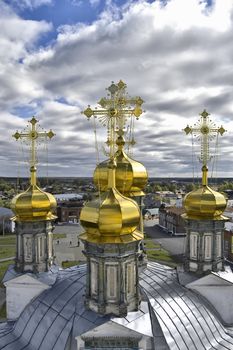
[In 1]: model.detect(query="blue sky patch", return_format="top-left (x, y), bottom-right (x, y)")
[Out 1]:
top-left (11, 105), bottom-right (39, 119)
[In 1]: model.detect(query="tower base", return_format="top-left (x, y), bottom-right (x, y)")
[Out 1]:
top-left (82, 239), bottom-right (141, 317)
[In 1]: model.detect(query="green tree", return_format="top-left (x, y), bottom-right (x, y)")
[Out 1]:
top-left (185, 183), bottom-right (197, 192)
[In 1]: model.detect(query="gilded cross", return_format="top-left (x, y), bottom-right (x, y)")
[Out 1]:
top-left (184, 109), bottom-right (226, 167)
top-left (184, 110), bottom-right (226, 185)
top-left (13, 116), bottom-right (55, 186)
top-left (82, 80), bottom-right (144, 158)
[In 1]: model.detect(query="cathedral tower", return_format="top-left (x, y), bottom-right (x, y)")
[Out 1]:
top-left (80, 81), bottom-right (146, 316)
top-left (182, 110), bottom-right (228, 274)
top-left (11, 117), bottom-right (57, 273)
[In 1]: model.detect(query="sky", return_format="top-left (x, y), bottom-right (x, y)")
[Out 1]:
top-left (0, 0), bottom-right (233, 178)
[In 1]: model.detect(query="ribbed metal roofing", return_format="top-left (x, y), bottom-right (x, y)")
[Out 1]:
top-left (0, 262), bottom-right (233, 349)
top-left (140, 262), bottom-right (233, 350)
top-left (0, 265), bottom-right (151, 350)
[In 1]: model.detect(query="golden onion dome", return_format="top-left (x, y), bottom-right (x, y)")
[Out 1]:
top-left (94, 136), bottom-right (148, 196)
top-left (11, 167), bottom-right (57, 222)
top-left (80, 160), bottom-right (143, 244)
top-left (183, 166), bottom-right (227, 220)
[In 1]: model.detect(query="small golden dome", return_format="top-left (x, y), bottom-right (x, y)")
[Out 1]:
top-left (183, 167), bottom-right (227, 220)
top-left (11, 184), bottom-right (57, 222)
top-left (94, 136), bottom-right (148, 197)
top-left (183, 186), bottom-right (227, 220)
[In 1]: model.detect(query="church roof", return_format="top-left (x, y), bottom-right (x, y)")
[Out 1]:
top-left (0, 264), bottom-right (151, 350)
top-left (0, 207), bottom-right (13, 217)
top-left (2, 264), bottom-right (59, 286)
top-left (0, 262), bottom-right (233, 350)
top-left (140, 263), bottom-right (233, 350)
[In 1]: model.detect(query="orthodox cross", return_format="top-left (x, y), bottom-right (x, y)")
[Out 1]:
top-left (184, 109), bottom-right (226, 185)
top-left (13, 116), bottom-right (55, 186)
top-left (184, 109), bottom-right (226, 166)
top-left (82, 80), bottom-right (144, 158)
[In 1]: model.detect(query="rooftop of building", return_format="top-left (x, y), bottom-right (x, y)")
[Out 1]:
top-left (54, 193), bottom-right (84, 202)
top-left (160, 206), bottom-right (186, 215)
top-left (0, 207), bottom-right (13, 217)
top-left (1, 262), bottom-right (233, 350)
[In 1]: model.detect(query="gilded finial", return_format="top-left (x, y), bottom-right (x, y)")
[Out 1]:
top-left (183, 110), bottom-right (226, 186)
top-left (82, 80), bottom-right (144, 159)
top-left (200, 109), bottom-right (209, 118)
top-left (13, 116), bottom-right (55, 187)
top-left (82, 81), bottom-right (145, 192)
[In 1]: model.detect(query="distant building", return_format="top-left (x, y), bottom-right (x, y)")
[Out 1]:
top-left (143, 193), bottom-right (161, 208)
top-left (144, 208), bottom-right (159, 227)
top-left (55, 193), bottom-right (84, 223)
top-left (224, 228), bottom-right (233, 262)
top-left (144, 208), bottom-right (159, 220)
top-left (224, 207), bottom-right (233, 220)
top-left (144, 191), bottom-right (180, 208)
top-left (222, 209), bottom-right (233, 263)
top-left (155, 191), bottom-right (178, 206)
top-left (159, 205), bottom-right (185, 235)
top-left (224, 221), bottom-right (233, 263)
top-left (54, 193), bottom-right (84, 202)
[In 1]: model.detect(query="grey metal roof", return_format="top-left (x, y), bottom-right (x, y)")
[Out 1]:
top-left (2, 264), bottom-right (59, 285)
top-left (140, 262), bottom-right (233, 350)
top-left (145, 208), bottom-right (159, 215)
top-left (0, 208), bottom-right (13, 217)
top-left (0, 262), bottom-right (233, 350)
top-left (0, 265), bottom-right (109, 350)
top-left (0, 264), bottom-right (151, 350)
top-left (111, 300), bottom-right (152, 337)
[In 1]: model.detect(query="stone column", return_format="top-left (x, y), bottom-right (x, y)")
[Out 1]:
top-left (98, 257), bottom-right (105, 314)
top-left (197, 232), bottom-right (203, 274)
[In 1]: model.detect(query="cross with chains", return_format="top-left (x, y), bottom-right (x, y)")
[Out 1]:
top-left (13, 116), bottom-right (55, 185)
top-left (82, 80), bottom-right (144, 158)
top-left (183, 109), bottom-right (226, 166)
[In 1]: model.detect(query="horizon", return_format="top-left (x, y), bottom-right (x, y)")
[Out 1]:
top-left (0, 0), bottom-right (233, 178)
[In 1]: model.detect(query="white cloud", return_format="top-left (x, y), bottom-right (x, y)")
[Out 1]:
top-left (89, 0), bottom-right (101, 6)
top-left (9, 0), bottom-right (53, 10)
top-left (149, 0), bottom-right (233, 32)
top-left (0, 2), bottom-right (52, 109)
top-left (1, 0), bottom-right (233, 177)
top-left (69, 0), bottom-right (101, 7)
top-left (70, 0), bottom-right (83, 6)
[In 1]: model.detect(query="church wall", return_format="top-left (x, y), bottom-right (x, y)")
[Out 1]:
top-left (15, 220), bottom-right (55, 273)
top-left (4, 276), bottom-right (50, 320)
top-left (184, 219), bottom-right (225, 273)
top-left (76, 324), bottom-right (154, 350)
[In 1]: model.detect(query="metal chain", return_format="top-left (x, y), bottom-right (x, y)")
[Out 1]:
top-left (93, 117), bottom-right (101, 200)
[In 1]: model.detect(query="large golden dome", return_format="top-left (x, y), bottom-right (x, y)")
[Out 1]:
top-left (183, 167), bottom-right (227, 220)
top-left (11, 182), bottom-right (57, 222)
top-left (94, 136), bottom-right (148, 197)
top-left (80, 161), bottom-right (143, 244)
